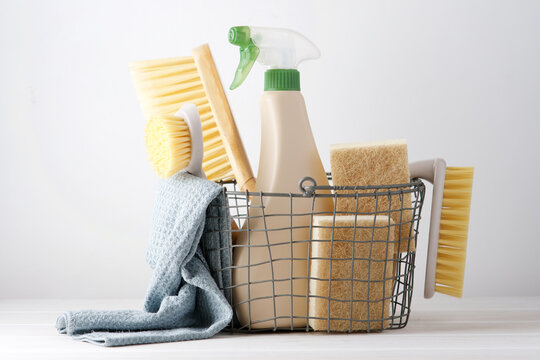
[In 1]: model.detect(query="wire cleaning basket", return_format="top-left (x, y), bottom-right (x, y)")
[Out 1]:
top-left (203, 174), bottom-right (425, 333)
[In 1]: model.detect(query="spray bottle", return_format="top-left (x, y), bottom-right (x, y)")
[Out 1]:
top-left (229, 26), bottom-right (332, 329)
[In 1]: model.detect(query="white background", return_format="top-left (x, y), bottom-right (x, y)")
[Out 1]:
top-left (1, 0), bottom-right (539, 300)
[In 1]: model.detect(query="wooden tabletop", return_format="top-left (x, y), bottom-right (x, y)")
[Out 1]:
top-left (1, 296), bottom-right (539, 359)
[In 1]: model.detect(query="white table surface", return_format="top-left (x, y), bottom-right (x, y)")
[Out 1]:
top-left (1, 296), bottom-right (539, 360)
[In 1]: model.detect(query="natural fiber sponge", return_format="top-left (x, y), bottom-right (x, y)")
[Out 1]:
top-left (330, 139), bottom-right (414, 252)
top-left (309, 215), bottom-right (396, 332)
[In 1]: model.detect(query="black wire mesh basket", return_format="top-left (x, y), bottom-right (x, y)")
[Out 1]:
top-left (203, 174), bottom-right (425, 333)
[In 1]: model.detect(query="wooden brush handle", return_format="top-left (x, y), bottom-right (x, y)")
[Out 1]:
top-left (192, 44), bottom-right (256, 192)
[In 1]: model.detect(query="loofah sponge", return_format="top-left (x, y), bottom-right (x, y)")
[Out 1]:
top-left (309, 215), bottom-right (396, 332)
top-left (330, 139), bottom-right (414, 252)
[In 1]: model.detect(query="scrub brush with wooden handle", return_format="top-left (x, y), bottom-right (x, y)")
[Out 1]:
top-left (410, 159), bottom-right (474, 298)
top-left (129, 44), bottom-right (255, 191)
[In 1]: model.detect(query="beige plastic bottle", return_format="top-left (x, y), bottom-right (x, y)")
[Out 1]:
top-left (229, 26), bottom-right (332, 329)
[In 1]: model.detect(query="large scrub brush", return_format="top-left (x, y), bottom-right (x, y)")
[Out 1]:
top-left (410, 159), bottom-right (474, 298)
top-left (130, 44), bottom-right (255, 191)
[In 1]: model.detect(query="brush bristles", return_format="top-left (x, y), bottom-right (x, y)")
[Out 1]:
top-left (435, 167), bottom-right (474, 297)
top-left (130, 57), bottom-right (234, 181)
top-left (145, 115), bottom-right (191, 179)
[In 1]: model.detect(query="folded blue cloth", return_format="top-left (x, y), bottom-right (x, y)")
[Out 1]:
top-left (56, 172), bottom-right (233, 346)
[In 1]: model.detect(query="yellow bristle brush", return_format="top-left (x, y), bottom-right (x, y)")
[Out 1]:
top-left (145, 115), bottom-right (191, 178)
top-left (129, 44), bottom-right (255, 191)
top-left (410, 159), bottom-right (474, 298)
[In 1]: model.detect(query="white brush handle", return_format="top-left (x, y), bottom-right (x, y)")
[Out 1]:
top-left (409, 158), bottom-right (446, 299)
top-left (175, 104), bottom-right (206, 179)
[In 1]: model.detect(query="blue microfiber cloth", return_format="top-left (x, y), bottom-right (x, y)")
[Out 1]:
top-left (56, 172), bottom-right (233, 346)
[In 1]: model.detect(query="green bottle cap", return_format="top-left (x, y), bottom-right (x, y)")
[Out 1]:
top-left (264, 69), bottom-right (300, 91)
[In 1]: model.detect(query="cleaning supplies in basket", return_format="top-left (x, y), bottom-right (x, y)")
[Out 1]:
top-left (221, 174), bottom-right (425, 331)
top-left (228, 26), bottom-right (333, 329)
top-left (330, 139), bottom-right (414, 252)
top-left (309, 215), bottom-right (396, 332)
top-left (56, 172), bottom-right (232, 346)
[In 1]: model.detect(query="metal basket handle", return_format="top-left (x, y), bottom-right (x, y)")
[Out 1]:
top-left (298, 177), bottom-right (317, 197)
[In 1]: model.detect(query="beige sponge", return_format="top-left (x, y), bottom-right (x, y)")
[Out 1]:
top-left (309, 215), bottom-right (396, 332)
top-left (330, 139), bottom-right (414, 252)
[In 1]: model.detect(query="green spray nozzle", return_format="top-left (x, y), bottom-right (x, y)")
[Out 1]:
top-left (229, 27), bottom-right (260, 90)
top-left (228, 26), bottom-right (321, 91)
